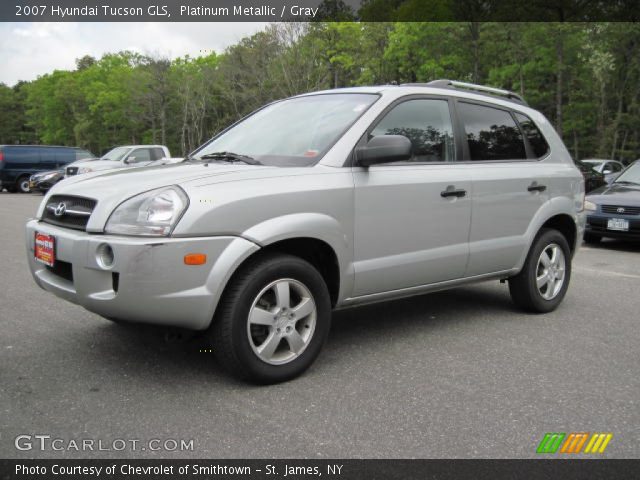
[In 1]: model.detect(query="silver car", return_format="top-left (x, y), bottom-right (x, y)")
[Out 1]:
top-left (26, 81), bottom-right (586, 383)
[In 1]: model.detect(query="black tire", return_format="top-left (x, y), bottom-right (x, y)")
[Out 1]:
top-left (210, 253), bottom-right (331, 384)
top-left (17, 176), bottom-right (31, 193)
top-left (508, 228), bottom-right (572, 313)
top-left (583, 233), bottom-right (601, 244)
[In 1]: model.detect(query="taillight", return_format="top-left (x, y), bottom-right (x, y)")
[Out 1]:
top-left (0, 151), bottom-right (4, 162)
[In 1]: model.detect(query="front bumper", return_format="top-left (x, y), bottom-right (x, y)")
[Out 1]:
top-left (26, 220), bottom-right (259, 329)
top-left (585, 213), bottom-right (640, 240)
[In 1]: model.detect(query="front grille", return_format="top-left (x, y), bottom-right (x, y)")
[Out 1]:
top-left (601, 205), bottom-right (640, 216)
top-left (66, 166), bottom-right (79, 176)
top-left (42, 195), bottom-right (96, 230)
top-left (46, 260), bottom-right (73, 282)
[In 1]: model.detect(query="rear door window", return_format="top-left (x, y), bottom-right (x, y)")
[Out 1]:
top-left (150, 148), bottom-right (165, 160)
top-left (458, 102), bottom-right (527, 161)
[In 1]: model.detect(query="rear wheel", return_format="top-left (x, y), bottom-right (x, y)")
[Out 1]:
top-left (210, 254), bottom-right (331, 384)
top-left (17, 176), bottom-right (31, 193)
top-left (509, 229), bottom-right (571, 313)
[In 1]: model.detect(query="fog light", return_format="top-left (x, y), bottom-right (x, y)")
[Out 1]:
top-left (96, 243), bottom-right (114, 269)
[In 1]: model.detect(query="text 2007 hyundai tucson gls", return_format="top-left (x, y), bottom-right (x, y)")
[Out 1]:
top-left (26, 80), bottom-right (586, 383)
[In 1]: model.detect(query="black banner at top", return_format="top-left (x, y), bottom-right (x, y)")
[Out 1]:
top-left (3, 0), bottom-right (640, 22)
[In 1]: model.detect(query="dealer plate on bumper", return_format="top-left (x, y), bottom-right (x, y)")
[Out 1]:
top-left (607, 218), bottom-right (629, 231)
top-left (34, 232), bottom-right (55, 266)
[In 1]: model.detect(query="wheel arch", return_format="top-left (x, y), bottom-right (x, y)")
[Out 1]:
top-left (539, 214), bottom-right (577, 256)
top-left (205, 214), bottom-right (352, 329)
top-left (515, 198), bottom-right (581, 273)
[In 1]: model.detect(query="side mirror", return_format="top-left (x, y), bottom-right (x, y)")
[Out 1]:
top-left (124, 156), bottom-right (135, 164)
top-left (355, 135), bottom-right (412, 167)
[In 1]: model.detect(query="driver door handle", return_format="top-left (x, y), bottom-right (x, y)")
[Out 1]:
top-left (528, 182), bottom-right (547, 192)
top-left (441, 186), bottom-right (467, 198)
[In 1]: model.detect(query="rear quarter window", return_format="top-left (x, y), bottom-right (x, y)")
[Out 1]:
top-left (514, 112), bottom-right (550, 158)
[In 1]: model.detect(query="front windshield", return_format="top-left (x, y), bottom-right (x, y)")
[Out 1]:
top-left (100, 146), bottom-right (130, 162)
top-left (194, 93), bottom-right (378, 166)
top-left (614, 162), bottom-right (640, 184)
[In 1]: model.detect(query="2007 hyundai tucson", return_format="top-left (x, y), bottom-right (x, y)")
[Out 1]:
top-left (26, 81), bottom-right (586, 383)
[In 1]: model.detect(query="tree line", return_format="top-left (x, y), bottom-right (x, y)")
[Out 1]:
top-left (0, 21), bottom-right (639, 162)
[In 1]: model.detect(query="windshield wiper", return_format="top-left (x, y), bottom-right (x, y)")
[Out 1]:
top-left (614, 180), bottom-right (640, 186)
top-left (198, 151), bottom-right (262, 165)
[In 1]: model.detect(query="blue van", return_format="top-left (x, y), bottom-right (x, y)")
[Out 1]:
top-left (0, 145), bottom-right (94, 193)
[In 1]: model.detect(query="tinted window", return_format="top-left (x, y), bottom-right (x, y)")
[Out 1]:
top-left (150, 148), bottom-right (165, 160)
top-left (459, 103), bottom-right (526, 161)
top-left (608, 162), bottom-right (622, 173)
top-left (514, 112), bottom-right (550, 158)
top-left (5, 147), bottom-right (41, 163)
top-left (75, 149), bottom-right (93, 161)
top-left (128, 149), bottom-right (152, 163)
top-left (54, 148), bottom-right (75, 165)
top-left (370, 99), bottom-right (454, 162)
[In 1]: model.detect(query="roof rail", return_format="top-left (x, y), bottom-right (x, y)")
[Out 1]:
top-left (402, 80), bottom-right (528, 106)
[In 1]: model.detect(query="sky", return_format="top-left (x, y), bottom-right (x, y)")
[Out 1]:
top-left (0, 22), bottom-right (267, 86)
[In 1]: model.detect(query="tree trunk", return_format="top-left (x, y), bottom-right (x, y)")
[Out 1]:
top-left (469, 22), bottom-right (480, 83)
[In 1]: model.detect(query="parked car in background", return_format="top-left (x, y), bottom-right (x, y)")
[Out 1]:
top-left (576, 160), bottom-right (607, 193)
top-left (584, 160), bottom-right (640, 243)
top-left (26, 81), bottom-right (585, 383)
top-left (65, 145), bottom-right (172, 177)
top-left (0, 145), bottom-right (94, 193)
top-left (581, 159), bottom-right (625, 184)
top-left (29, 170), bottom-right (64, 193)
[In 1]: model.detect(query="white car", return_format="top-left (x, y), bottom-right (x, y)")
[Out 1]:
top-left (581, 159), bottom-right (625, 183)
top-left (65, 145), bottom-right (173, 177)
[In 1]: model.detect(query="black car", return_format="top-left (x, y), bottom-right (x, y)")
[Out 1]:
top-left (0, 145), bottom-right (93, 193)
top-left (584, 161), bottom-right (640, 242)
top-left (576, 160), bottom-right (607, 193)
top-left (28, 169), bottom-right (64, 193)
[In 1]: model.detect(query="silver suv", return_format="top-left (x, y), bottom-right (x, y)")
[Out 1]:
top-left (26, 81), bottom-right (586, 383)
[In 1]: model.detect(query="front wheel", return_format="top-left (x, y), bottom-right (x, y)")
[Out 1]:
top-left (508, 229), bottom-right (572, 313)
top-left (210, 254), bottom-right (331, 384)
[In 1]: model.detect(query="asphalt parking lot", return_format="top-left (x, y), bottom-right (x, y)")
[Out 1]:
top-left (1, 192), bottom-right (638, 459)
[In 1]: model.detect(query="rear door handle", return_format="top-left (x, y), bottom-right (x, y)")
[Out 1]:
top-left (528, 182), bottom-right (547, 192)
top-left (441, 186), bottom-right (467, 198)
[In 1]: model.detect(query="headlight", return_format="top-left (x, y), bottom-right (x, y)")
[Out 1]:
top-left (79, 167), bottom-right (93, 174)
top-left (105, 186), bottom-right (189, 236)
top-left (584, 200), bottom-right (597, 211)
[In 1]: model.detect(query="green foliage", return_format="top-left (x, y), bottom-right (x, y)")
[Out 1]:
top-left (1, 22), bottom-right (639, 161)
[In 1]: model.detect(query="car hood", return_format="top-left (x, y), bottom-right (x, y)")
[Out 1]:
top-left (70, 159), bottom-right (128, 171)
top-left (38, 162), bottom-right (284, 228)
top-left (587, 182), bottom-right (640, 206)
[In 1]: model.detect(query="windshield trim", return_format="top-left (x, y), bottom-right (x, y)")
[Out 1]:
top-left (190, 92), bottom-right (381, 167)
